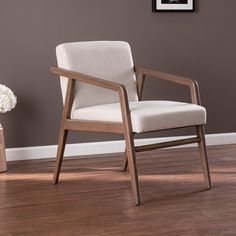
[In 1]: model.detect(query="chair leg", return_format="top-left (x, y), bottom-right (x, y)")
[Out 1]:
top-left (196, 125), bottom-right (212, 189)
top-left (121, 148), bottom-right (128, 172)
top-left (124, 135), bottom-right (141, 206)
top-left (53, 128), bottom-right (68, 184)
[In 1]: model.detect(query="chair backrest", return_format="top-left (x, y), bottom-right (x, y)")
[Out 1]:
top-left (56, 41), bottom-right (138, 109)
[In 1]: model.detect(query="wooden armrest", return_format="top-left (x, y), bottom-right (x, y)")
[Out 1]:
top-left (50, 67), bottom-right (131, 127)
top-left (50, 66), bottom-right (125, 93)
top-left (135, 66), bottom-right (201, 105)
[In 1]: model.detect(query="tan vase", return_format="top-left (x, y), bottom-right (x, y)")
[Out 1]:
top-left (0, 124), bottom-right (7, 172)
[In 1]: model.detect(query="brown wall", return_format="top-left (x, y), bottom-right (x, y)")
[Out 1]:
top-left (1, 0), bottom-right (236, 148)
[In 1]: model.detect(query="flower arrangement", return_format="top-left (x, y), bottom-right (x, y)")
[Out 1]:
top-left (0, 84), bottom-right (17, 113)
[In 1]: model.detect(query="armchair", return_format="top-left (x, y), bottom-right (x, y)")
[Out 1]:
top-left (51, 41), bottom-right (211, 206)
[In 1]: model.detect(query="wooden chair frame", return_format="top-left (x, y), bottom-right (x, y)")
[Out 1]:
top-left (50, 66), bottom-right (211, 206)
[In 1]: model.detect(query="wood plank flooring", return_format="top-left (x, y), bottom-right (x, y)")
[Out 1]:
top-left (0, 144), bottom-right (236, 235)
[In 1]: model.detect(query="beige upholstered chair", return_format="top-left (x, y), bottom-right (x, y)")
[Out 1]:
top-left (51, 41), bottom-right (211, 205)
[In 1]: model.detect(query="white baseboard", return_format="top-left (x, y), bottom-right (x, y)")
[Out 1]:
top-left (6, 133), bottom-right (236, 162)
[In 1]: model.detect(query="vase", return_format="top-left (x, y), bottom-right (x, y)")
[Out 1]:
top-left (0, 124), bottom-right (7, 172)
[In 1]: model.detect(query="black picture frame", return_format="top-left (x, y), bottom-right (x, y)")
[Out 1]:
top-left (152, 0), bottom-right (195, 12)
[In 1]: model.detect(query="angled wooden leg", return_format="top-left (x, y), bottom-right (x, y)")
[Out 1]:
top-left (119, 85), bottom-right (140, 205)
top-left (121, 148), bottom-right (128, 172)
top-left (124, 133), bottom-right (140, 206)
top-left (53, 128), bottom-right (68, 184)
top-left (196, 125), bottom-right (211, 189)
top-left (52, 79), bottom-right (74, 184)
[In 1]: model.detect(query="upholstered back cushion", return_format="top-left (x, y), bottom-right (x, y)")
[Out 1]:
top-left (56, 41), bottom-right (138, 109)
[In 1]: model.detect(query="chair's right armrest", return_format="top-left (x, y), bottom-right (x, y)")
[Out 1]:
top-left (135, 66), bottom-right (201, 105)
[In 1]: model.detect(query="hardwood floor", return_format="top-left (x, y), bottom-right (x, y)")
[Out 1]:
top-left (0, 144), bottom-right (236, 235)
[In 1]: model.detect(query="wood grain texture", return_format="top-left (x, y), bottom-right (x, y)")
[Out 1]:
top-left (0, 144), bottom-right (235, 236)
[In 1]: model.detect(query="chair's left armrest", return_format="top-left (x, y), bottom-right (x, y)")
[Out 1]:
top-left (50, 66), bottom-right (125, 92)
top-left (50, 67), bottom-right (131, 128)
top-left (135, 66), bottom-right (201, 105)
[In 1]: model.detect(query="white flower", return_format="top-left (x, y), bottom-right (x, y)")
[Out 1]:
top-left (0, 84), bottom-right (17, 113)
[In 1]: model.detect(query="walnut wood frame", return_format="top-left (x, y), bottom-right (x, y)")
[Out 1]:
top-left (50, 66), bottom-right (211, 206)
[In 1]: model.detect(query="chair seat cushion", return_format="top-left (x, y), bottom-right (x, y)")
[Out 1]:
top-left (71, 101), bottom-right (206, 133)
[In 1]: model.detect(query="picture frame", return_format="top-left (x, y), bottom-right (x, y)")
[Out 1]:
top-left (152, 0), bottom-right (195, 12)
